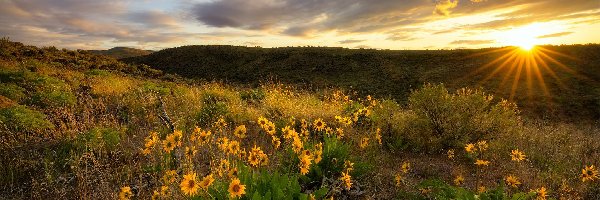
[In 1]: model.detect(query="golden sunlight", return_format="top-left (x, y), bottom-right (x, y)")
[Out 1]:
top-left (501, 24), bottom-right (542, 51)
top-left (468, 45), bottom-right (578, 101)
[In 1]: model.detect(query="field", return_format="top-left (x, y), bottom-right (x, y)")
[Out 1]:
top-left (1, 38), bottom-right (599, 199)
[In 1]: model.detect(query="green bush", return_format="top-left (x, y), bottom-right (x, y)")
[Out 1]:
top-left (0, 105), bottom-right (54, 132)
top-left (84, 69), bottom-right (111, 77)
top-left (0, 69), bottom-right (76, 108)
top-left (414, 179), bottom-right (536, 200)
top-left (0, 83), bottom-right (26, 102)
top-left (240, 88), bottom-right (266, 103)
top-left (208, 164), bottom-right (328, 200)
top-left (404, 84), bottom-right (520, 153)
top-left (74, 127), bottom-right (122, 152)
top-left (196, 92), bottom-right (230, 126)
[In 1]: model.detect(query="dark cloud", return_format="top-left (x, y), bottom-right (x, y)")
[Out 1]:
top-left (0, 0), bottom-right (189, 49)
top-left (1, 0), bottom-right (598, 49)
top-left (338, 39), bottom-right (365, 44)
top-left (129, 10), bottom-right (181, 28)
top-left (192, 0), bottom-right (433, 36)
top-left (537, 32), bottom-right (573, 39)
top-left (450, 39), bottom-right (494, 45)
top-left (461, 0), bottom-right (599, 30)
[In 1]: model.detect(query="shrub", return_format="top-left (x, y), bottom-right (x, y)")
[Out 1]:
top-left (0, 83), bottom-right (26, 102)
top-left (240, 88), bottom-right (265, 103)
top-left (196, 92), bottom-right (230, 126)
top-left (74, 127), bottom-right (122, 152)
top-left (141, 81), bottom-right (171, 95)
top-left (0, 69), bottom-right (76, 108)
top-left (0, 105), bottom-right (54, 132)
top-left (404, 84), bottom-right (520, 153)
top-left (208, 164), bottom-right (328, 200)
top-left (415, 179), bottom-right (536, 200)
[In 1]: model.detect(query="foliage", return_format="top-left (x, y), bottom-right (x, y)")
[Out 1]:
top-left (416, 179), bottom-right (536, 200)
top-left (0, 83), bottom-right (26, 102)
top-left (0, 105), bottom-right (54, 132)
top-left (209, 164), bottom-right (328, 200)
top-left (403, 83), bottom-right (521, 152)
top-left (240, 88), bottom-right (266, 103)
top-left (74, 127), bottom-right (122, 152)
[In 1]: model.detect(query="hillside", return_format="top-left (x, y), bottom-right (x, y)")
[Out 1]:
top-left (124, 45), bottom-right (600, 121)
top-left (89, 47), bottom-right (154, 59)
top-left (1, 38), bottom-right (599, 199)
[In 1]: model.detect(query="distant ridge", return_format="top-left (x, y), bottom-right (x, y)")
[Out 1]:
top-left (88, 47), bottom-right (154, 59)
top-left (123, 44), bottom-right (600, 121)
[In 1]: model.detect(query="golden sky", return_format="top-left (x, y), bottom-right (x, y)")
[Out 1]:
top-left (1, 0), bottom-right (599, 50)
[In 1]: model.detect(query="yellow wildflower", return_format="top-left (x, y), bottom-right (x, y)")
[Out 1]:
top-left (581, 165), bottom-right (599, 182)
top-left (162, 134), bottom-right (176, 153)
top-left (454, 175), bottom-right (464, 186)
top-left (180, 172), bottom-right (200, 196)
top-left (465, 143), bottom-right (475, 153)
top-left (478, 186), bottom-right (486, 193)
top-left (395, 174), bottom-right (403, 187)
top-left (477, 140), bottom-right (488, 151)
top-left (401, 161), bottom-right (411, 174)
top-left (511, 149), bottom-right (526, 162)
top-left (534, 187), bottom-right (548, 200)
top-left (475, 159), bottom-right (490, 166)
top-left (233, 125), bottom-right (247, 138)
top-left (184, 146), bottom-right (197, 160)
top-left (119, 186), bottom-right (133, 200)
top-left (199, 174), bottom-right (215, 189)
top-left (163, 170), bottom-right (177, 184)
top-left (299, 154), bottom-right (312, 175)
top-left (505, 175), bottom-right (522, 188)
top-left (228, 178), bottom-right (246, 198)
top-left (359, 137), bottom-right (369, 149)
top-left (447, 149), bottom-right (455, 159)
top-left (313, 118), bottom-right (326, 131)
top-left (340, 171), bottom-right (352, 190)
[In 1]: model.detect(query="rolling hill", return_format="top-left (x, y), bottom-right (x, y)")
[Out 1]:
top-left (89, 47), bottom-right (154, 59)
top-left (124, 45), bottom-right (600, 121)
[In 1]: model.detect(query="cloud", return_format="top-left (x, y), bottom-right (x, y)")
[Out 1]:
top-left (386, 32), bottom-right (418, 41)
top-left (450, 40), bottom-right (495, 45)
top-left (1, 0), bottom-right (599, 49)
top-left (0, 0), bottom-right (191, 49)
top-left (191, 0), bottom-right (433, 36)
top-left (338, 39), bottom-right (365, 44)
top-left (537, 32), bottom-right (573, 39)
top-left (354, 45), bottom-right (371, 49)
top-left (129, 10), bottom-right (180, 28)
top-left (434, 0), bottom-right (459, 16)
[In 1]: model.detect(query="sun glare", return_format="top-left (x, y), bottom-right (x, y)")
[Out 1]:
top-left (497, 23), bottom-right (565, 51)
top-left (518, 43), bottom-right (535, 51)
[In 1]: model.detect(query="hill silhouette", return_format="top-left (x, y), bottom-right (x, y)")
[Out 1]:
top-left (123, 45), bottom-right (600, 121)
top-left (89, 47), bottom-right (154, 59)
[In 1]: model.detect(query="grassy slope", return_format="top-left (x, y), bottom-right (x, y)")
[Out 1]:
top-left (1, 39), bottom-right (599, 199)
top-left (124, 45), bottom-right (600, 121)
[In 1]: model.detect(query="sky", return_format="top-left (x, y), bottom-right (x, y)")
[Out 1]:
top-left (1, 0), bottom-right (599, 50)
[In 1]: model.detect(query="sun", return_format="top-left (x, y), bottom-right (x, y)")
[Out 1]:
top-left (518, 43), bottom-right (535, 51)
top-left (498, 23), bottom-right (551, 51)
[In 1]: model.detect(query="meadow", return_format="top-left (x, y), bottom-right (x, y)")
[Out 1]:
top-left (1, 38), bottom-right (599, 199)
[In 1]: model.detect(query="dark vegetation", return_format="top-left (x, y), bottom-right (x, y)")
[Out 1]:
top-left (88, 47), bottom-right (154, 59)
top-left (125, 44), bottom-right (600, 121)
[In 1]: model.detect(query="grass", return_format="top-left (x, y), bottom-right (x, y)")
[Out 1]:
top-left (0, 38), bottom-right (599, 199)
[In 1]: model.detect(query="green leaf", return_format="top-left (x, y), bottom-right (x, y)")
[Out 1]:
top-left (252, 191), bottom-right (262, 200)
